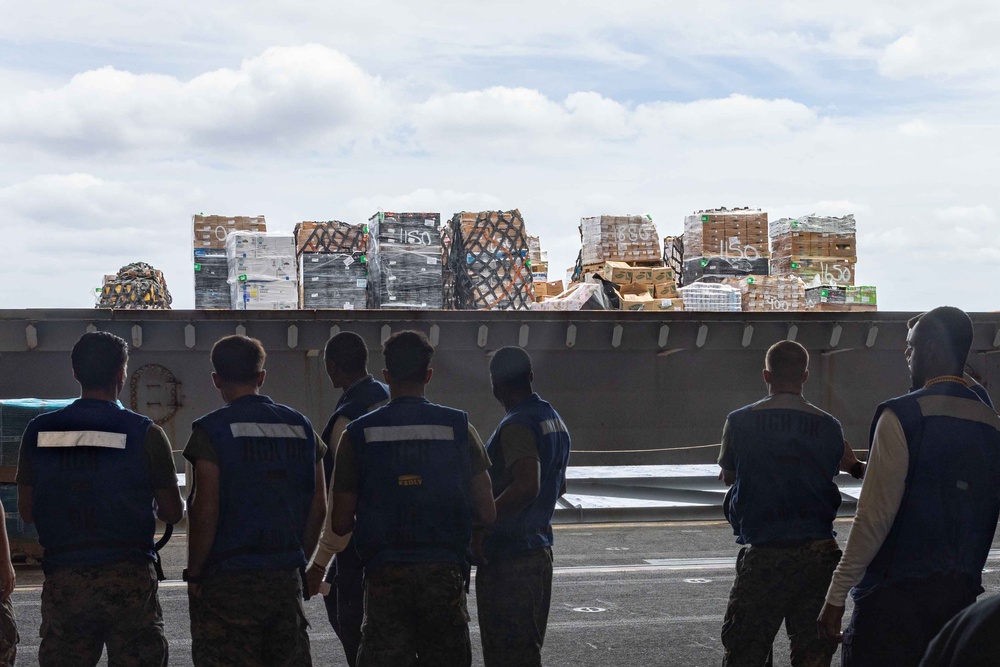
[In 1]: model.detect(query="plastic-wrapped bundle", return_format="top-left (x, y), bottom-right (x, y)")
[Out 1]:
top-left (677, 283), bottom-right (742, 312)
top-left (227, 232), bottom-right (298, 310)
top-left (450, 210), bottom-right (533, 311)
top-left (682, 256), bottom-right (770, 285)
top-left (192, 214), bottom-right (267, 309)
top-left (579, 215), bottom-right (660, 266)
top-left (441, 224), bottom-right (456, 310)
top-left (97, 262), bottom-right (173, 310)
top-left (683, 207), bottom-right (769, 260)
top-left (771, 215), bottom-right (857, 286)
top-left (294, 221), bottom-right (367, 256)
top-left (299, 253), bottom-right (368, 309)
top-left (368, 212), bottom-right (444, 309)
top-left (193, 251), bottom-right (230, 309)
top-left (723, 275), bottom-right (806, 312)
top-left (806, 285), bottom-right (877, 311)
top-left (663, 236), bottom-right (684, 281)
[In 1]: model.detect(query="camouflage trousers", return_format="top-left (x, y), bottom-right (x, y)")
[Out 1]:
top-left (0, 596), bottom-right (18, 667)
top-left (475, 547), bottom-right (553, 667)
top-left (722, 539), bottom-right (842, 667)
top-left (357, 562), bottom-right (471, 667)
top-left (39, 560), bottom-right (166, 667)
top-left (189, 568), bottom-right (311, 667)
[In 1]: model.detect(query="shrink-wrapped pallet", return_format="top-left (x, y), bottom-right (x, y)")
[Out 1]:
top-left (192, 214), bottom-right (267, 309)
top-left (368, 212), bottom-right (444, 309)
top-left (770, 215), bottom-right (857, 286)
top-left (299, 253), bottom-right (368, 310)
top-left (450, 210), bottom-right (533, 311)
top-left (293, 221), bottom-right (367, 256)
top-left (226, 232), bottom-right (298, 310)
top-left (724, 275), bottom-right (806, 312)
top-left (677, 283), bottom-right (742, 312)
top-left (682, 207), bottom-right (769, 284)
top-left (580, 215), bottom-right (660, 266)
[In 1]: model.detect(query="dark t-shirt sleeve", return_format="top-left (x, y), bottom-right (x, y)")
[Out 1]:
top-left (144, 424), bottom-right (178, 489)
top-left (332, 431), bottom-right (358, 494)
top-left (15, 425), bottom-right (37, 485)
top-left (182, 424), bottom-right (217, 465)
top-left (718, 418), bottom-right (735, 470)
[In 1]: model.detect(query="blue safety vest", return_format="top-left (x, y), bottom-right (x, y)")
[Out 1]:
top-left (25, 399), bottom-right (156, 572)
top-left (194, 395), bottom-right (316, 571)
top-left (725, 395), bottom-right (844, 545)
top-left (347, 397), bottom-right (473, 567)
top-left (321, 377), bottom-right (390, 485)
top-left (484, 394), bottom-right (571, 560)
top-left (857, 382), bottom-right (1000, 593)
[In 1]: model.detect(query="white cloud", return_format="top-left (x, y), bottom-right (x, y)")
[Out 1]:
top-left (878, 10), bottom-right (1000, 81)
top-left (935, 204), bottom-right (997, 223)
top-left (898, 119), bottom-right (935, 137)
top-left (0, 45), bottom-right (388, 155)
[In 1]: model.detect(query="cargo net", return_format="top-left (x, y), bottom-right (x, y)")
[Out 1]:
top-left (450, 210), bottom-right (533, 311)
top-left (294, 221), bottom-right (368, 256)
top-left (677, 283), bottom-right (742, 312)
top-left (368, 212), bottom-right (444, 309)
top-left (722, 275), bottom-right (806, 312)
top-left (97, 262), bottom-right (172, 310)
top-left (579, 215), bottom-right (661, 266)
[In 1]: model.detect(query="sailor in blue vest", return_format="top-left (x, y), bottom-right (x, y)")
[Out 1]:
top-left (305, 331), bottom-right (389, 667)
top-left (184, 335), bottom-right (329, 666)
top-left (17, 331), bottom-right (183, 667)
top-left (718, 340), bottom-right (849, 667)
top-left (474, 346), bottom-right (571, 667)
top-left (819, 306), bottom-right (1000, 667)
top-left (328, 330), bottom-right (496, 667)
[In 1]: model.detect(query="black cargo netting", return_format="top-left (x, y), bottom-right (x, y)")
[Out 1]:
top-left (97, 262), bottom-right (172, 310)
top-left (294, 221), bottom-right (368, 256)
top-left (450, 210), bottom-right (533, 311)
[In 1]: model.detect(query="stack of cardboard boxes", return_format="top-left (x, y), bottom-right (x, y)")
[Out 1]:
top-left (368, 212), bottom-right (444, 309)
top-left (681, 207), bottom-right (769, 284)
top-left (193, 215), bottom-right (267, 309)
top-left (723, 275), bottom-right (807, 312)
top-left (580, 215), bottom-right (661, 267)
top-left (805, 285), bottom-right (878, 312)
top-left (527, 235), bottom-right (548, 283)
top-left (770, 215), bottom-right (857, 287)
top-left (227, 232), bottom-right (298, 310)
top-left (601, 261), bottom-right (683, 311)
top-left (293, 221), bottom-right (368, 310)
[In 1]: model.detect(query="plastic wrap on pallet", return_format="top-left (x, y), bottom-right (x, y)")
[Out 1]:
top-left (441, 224), bottom-right (456, 310)
top-left (294, 221), bottom-right (367, 256)
top-left (579, 215), bottom-right (660, 265)
top-left (683, 207), bottom-right (769, 263)
top-left (232, 280), bottom-right (299, 310)
top-left (368, 212), bottom-right (444, 309)
top-left (663, 236), bottom-right (684, 280)
top-left (299, 252), bottom-right (368, 309)
top-left (723, 275), bottom-right (806, 312)
top-left (97, 262), bottom-right (173, 310)
top-left (677, 283), bottom-right (742, 312)
top-left (806, 285), bottom-right (877, 311)
top-left (770, 214), bottom-right (857, 287)
top-left (226, 232), bottom-right (297, 283)
top-left (450, 209), bottom-right (533, 311)
top-left (682, 256), bottom-right (770, 285)
top-left (193, 251), bottom-right (230, 309)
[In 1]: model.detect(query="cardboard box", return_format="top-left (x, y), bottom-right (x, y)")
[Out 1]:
top-left (601, 261), bottom-right (633, 285)
top-left (653, 282), bottom-right (679, 299)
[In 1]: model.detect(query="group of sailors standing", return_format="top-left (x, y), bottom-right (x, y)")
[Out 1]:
top-left (0, 304), bottom-right (997, 667)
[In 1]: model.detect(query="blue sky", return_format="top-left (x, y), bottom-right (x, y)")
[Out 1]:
top-left (0, 1), bottom-right (998, 310)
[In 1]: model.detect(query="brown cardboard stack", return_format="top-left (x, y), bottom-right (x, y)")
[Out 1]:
top-left (723, 275), bottom-right (807, 312)
top-left (527, 235), bottom-right (549, 283)
top-left (771, 215), bottom-right (857, 286)
top-left (532, 280), bottom-right (564, 301)
top-left (293, 221), bottom-right (367, 256)
top-left (600, 262), bottom-right (679, 299)
top-left (805, 285), bottom-right (878, 312)
top-left (192, 215), bottom-right (267, 250)
top-left (580, 215), bottom-right (660, 267)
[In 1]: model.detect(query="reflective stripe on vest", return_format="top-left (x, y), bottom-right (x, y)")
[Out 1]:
top-left (37, 431), bottom-right (127, 449)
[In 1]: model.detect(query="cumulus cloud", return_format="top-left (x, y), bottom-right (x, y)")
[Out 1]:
top-left (878, 12), bottom-right (1000, 80)
top-left (0, 45), bottom-right (388, 155)
top-left (897, 119), bottom-right (935, 137)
